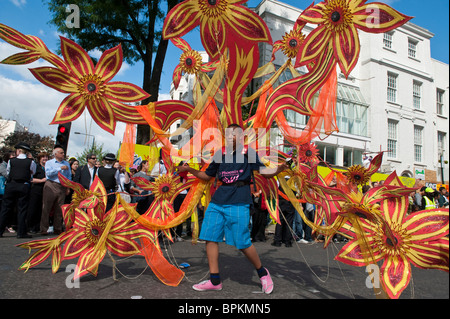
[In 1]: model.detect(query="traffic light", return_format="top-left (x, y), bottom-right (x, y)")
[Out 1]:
top-left (55, 123), bottom-right (72, 154)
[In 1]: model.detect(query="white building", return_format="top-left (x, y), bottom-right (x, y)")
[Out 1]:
top-left (253, 0), bottom-right (449, 184)
top-left (0, 119), bottom-right (27, 147)
top-left (169, 0), bottom-right (449, 185)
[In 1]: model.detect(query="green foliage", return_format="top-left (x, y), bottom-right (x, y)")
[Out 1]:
top-left (0, 131), bottom-right (55, 156)
top-left (74, 141), bottom-right (107, 166)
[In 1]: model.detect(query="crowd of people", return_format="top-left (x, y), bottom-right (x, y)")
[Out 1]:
top-left (0, 142), bottom-right (448, 243)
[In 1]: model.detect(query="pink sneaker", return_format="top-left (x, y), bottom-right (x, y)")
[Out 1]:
top-left (192, 280), bottom-right (223, 292)
top-left (260, 268), bottom-right (274, 294)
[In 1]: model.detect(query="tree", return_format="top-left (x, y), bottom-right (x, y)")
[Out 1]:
top-left (45, 0), bottom-right (183, 144)
top-left (75, 142), bottom-right (107, 166)
top-left (0, 131), bottom-right (55, 156)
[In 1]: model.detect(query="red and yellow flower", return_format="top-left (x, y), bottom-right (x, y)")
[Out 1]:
top-left (171, 37), bottom-right (219, 90)
top-left (296, 0), bottom-right (412, 77)
top-left (163, 0), bottom-right (271, 61)
top-left (29, 37), bottom-right (150, 134)
top-left (297, 142), bottom-right (320, 164)
top-left (336, 195), bottom-right (449, 298)
top-left (272, 20), bottom-right (306, 60)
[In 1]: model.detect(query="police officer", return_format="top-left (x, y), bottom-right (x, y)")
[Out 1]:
top-left (0, 142), bottom-right (36, 238)
top-left (97, 153), bottom-right (119, 212)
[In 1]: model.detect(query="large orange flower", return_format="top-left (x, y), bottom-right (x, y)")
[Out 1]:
top-left (296, 0), bottom-right (412, 77)
top-left (163, 0), bottom-right (271, 61)
top-left (29, 37), bottom-right (150, 134)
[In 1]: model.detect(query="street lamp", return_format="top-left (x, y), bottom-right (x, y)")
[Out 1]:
top-left (74, 132), bottom-right (96, 152)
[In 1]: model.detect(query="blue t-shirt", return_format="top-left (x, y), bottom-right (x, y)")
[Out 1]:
top-left (205, 146), bottom-right (264, 205)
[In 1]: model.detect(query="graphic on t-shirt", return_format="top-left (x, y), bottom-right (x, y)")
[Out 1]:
top-left (220, 169), bottom-right (244, 184)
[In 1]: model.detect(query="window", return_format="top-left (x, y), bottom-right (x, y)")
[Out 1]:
top-left (437, 89), bottom-right (445, 115)
top-left (387, 72), bottom-right (397, 103)
top-left (383, 32), bottom-right (393, 49)
top-left (317, 144), bottom-right (336, 165)
top-left (387, 120), bottom-right (398, 159)
top-left (408, 39), bottom-right (418, 58)
top-left (438, 131), bottom-right (446, 154)
top-left (413, 81), bottom-right (422, 109)
top-left (414, 126), bottom-right (423, 162)
top-left (343, 148), bottom-right (363, 167)
top-left (336, 85), bottom-right (368, 137)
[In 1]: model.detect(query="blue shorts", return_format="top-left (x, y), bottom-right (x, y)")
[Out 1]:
top-left (199, 202), bottom-right (252, 250)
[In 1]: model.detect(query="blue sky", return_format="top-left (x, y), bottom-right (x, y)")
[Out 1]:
top-left (0, 0), bottom-right (448, 157)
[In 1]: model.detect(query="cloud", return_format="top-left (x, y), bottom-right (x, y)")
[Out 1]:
top-left (0, 74), bottom-right (125, 157)
top-left (9, 0), bottom-right (26, 8)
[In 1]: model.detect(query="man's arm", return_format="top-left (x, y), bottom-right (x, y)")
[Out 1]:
top-left (259, 162), bottom-right (289, 179)
top-left (177, 164), bottom-right (213, 182)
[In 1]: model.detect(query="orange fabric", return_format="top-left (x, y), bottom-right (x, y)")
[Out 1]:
top-left (118, 123), bottom-right (136, 167)
top-left (275, 67), bottom-right (338, 145)
top-left (139, 237), bottom-right (184, 287)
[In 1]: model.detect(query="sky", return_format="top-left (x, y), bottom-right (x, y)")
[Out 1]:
top-left (0, 0), bottom-right (448, 158)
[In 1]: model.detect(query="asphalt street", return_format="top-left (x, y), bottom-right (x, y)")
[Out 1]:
top-left (0, 230), bottom-right (448, 305)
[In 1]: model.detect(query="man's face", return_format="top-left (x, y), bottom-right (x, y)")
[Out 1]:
top-left (54, 148), bottom-right (65, 161)
top-left (87, 155), bottom-right (97, 166)
top-left (225, 127), bottom-right (242, 149)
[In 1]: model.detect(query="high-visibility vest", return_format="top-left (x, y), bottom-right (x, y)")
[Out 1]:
top-left (424, 196), bottom-right (435, 210)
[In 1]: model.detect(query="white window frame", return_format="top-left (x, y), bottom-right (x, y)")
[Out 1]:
top-left (387, 120), bottom-right (398, 159)
top-left (387, 72), bottom-right (398, 103)
top-left (408, 39), bottom-right (418, 58)
top-left (414, 125), bottom-right (423, 162)
top-left (413, 81), bottom-right (422, 109)
top-left (437, 89), bottom-right (445, 116)
top-left (383, 32), bottom-right (393, 49)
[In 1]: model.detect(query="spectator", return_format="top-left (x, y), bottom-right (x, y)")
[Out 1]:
top-left (41, 146), bottom-right (71, 235)
top-left (423, 187), bottom-right (436, 210)
top-left (0, 151), bottom-right (15, 234)
top-left (414, 186), bottom-right (426, 211)
top-left (301, 202), bottom-right (315, 243)
top-left (73, 154), bottom-right (98, 190)
top-left (130, 160), bottom-right (154, 214)
top-left (114, 161), bottom-right (131, 203)
top-left (251, 187), bottom-right (268, 242)
top-left (173, 161), bottom-right (189, 241)
top-left (27, 152), bottom-right (48, 233)
top-left (272, 181), bottom-right (295, 247)
top-left (65, 159), bottom-right (79, 204)
top-left (438, 187), bottom-right (449, 208)
top-left (97, 153), bottom-right (120, 212)
top-left (0, 143), bottom-right (36, 238)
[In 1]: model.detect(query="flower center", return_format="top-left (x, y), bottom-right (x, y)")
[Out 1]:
top-left (305, 150), bottom-right (313, 157)
top-left (162, 186), bottom-right (170, 193)
top-left (199, 0), bottom-right (228, 18)
top-left (331, 11), bottom-right (341, 22)
top-left (180, 50), bottom-right (203, 74)
top-left (289, 39), bottom-right (298, 48)
top-left (323, 0), bottom-right (353, 33)
top-left (85, 218), bottom-right (106, 244)
top-left (78, 74), bottom-right (105, 100)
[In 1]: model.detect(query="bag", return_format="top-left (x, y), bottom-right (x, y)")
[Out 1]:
top-left (0, 176), bottom-right (6, 195)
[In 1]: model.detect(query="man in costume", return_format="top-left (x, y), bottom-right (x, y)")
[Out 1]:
top-left (178, 124), bottom-right (288, 294)
top-left (0, 142), bottom-right (36, 238)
